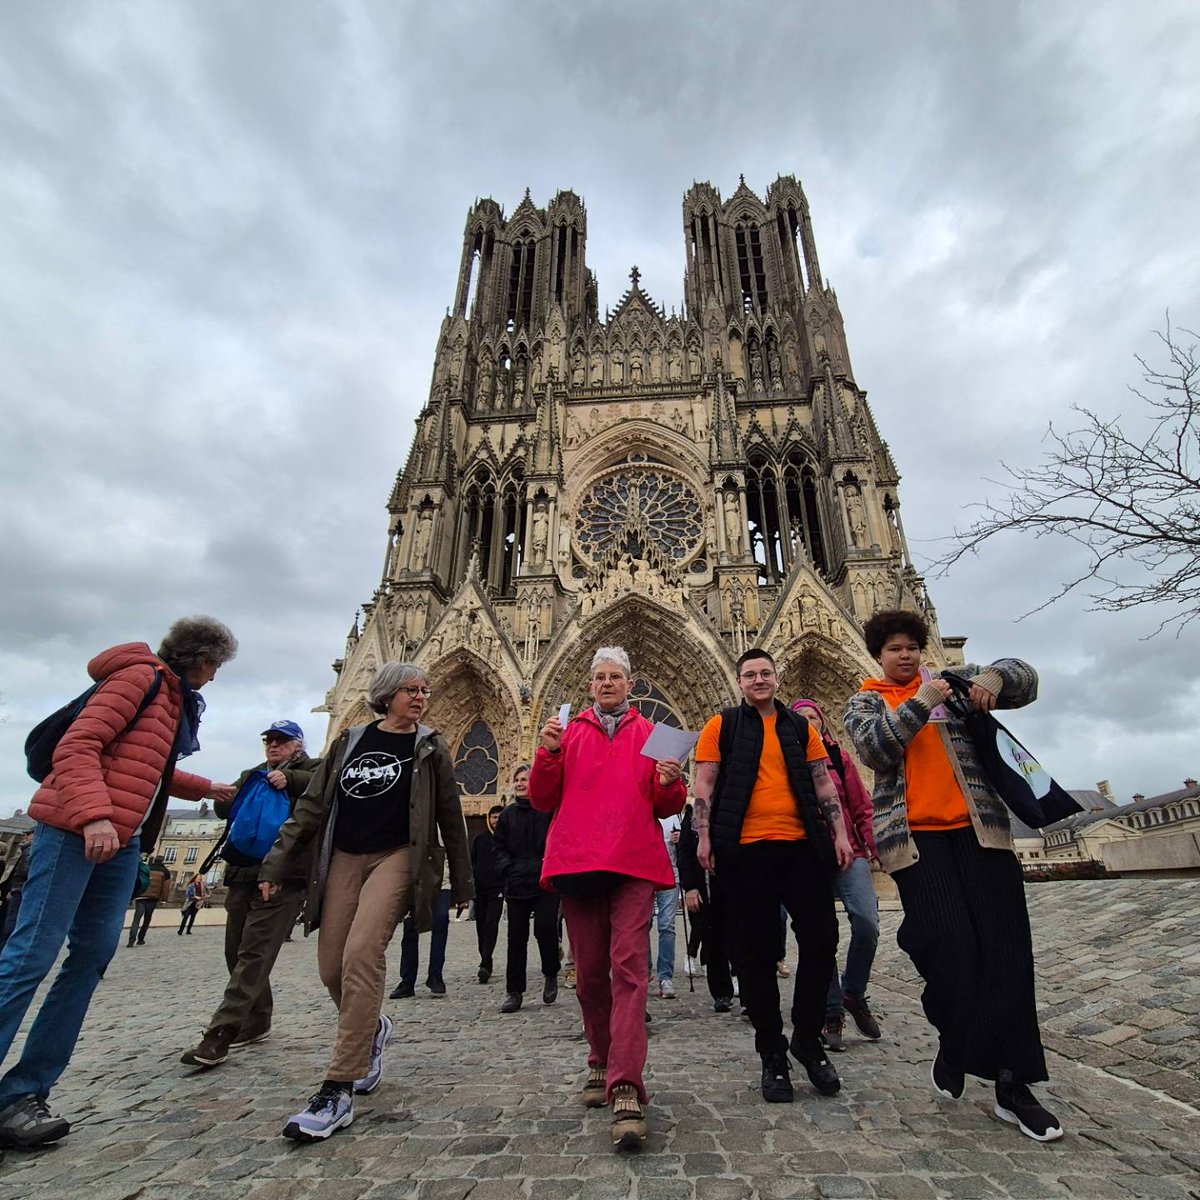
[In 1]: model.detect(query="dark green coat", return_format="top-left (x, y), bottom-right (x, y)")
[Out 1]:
top-left (215, 754), bottom-right (322, 887)
top-left (259, 722), bottom-right (473, 934)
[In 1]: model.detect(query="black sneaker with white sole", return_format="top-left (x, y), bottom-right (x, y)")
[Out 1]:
top-left (994, 1075), bottom-right (1063, 1142)
top-left (931, 1047), bottom-right (965, 1100)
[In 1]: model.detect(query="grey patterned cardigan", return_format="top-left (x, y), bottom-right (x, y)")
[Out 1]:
top-left (843, 659), bottom-right (1039, 874)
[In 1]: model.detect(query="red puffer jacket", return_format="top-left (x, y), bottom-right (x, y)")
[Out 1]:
top-left (28, 643), bottom-right (211, 846)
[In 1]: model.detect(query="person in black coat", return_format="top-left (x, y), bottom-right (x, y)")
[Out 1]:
top-left (494, 765), bottom-right (559, 1012)
top-left (471, 805), bottom-right (505, 983)
top-left (677, 805), bottom-right (736, 1012)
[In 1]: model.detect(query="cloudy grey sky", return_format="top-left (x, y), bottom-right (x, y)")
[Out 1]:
top-left (2, 0), bottom-right (1198, 815)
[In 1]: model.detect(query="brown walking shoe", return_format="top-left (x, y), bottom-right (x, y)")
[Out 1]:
top-left (180, 1026), bottom-right (234, 1068)
top-left (582, 1064), bottom-right (607, 1107)
top-left (610, 1084), bottom-right (646, 1150)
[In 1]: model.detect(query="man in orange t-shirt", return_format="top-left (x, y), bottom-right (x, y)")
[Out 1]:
top-left (692, 648), bottom-right (854, 1106)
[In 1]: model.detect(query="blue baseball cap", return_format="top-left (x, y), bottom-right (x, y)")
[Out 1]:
top-left (261, 720), bottom-right (304, 741)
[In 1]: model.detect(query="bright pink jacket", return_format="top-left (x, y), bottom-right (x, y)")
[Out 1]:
top-left (528, 706), bottom-right (686, 890)
top-left (28, 643), bottom-right (211, 846)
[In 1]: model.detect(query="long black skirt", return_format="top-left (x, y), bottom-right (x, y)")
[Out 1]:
top-left (893, 825), bottom-right (1048, 1084)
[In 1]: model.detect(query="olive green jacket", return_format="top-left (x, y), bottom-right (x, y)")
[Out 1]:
top-left (258, 722), bottom-right (473, 934)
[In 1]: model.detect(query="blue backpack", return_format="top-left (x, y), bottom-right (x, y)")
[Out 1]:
top-left (221, 771), bottom-right (291, 866)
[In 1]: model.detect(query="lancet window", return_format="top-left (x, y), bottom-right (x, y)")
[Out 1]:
top-left (453, 720), bottom-right (499, 796)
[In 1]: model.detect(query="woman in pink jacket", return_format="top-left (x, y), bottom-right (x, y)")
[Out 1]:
top-left (529, 646), bottom-right (685, 1151)
top-left (791, 699), bottom-right (882, 1053)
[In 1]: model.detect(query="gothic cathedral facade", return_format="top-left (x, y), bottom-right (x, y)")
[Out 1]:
top-left (322, 176), bottom-right (962, 814)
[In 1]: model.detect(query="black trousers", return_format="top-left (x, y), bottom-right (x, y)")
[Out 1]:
top-left (719, 840), bottom-right (837, 1057)
top-left (504, 892), bottom-right (560, 993)
top-left (475, 890), bottom-right (504, 973)
top-left (128, 898), bottom-right (157, 944)
top-left (693, 872), bottom-right (735, 1001)
top-left (894, 827), bottom-right (1048, 1084)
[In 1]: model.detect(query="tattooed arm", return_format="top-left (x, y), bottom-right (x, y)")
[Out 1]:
top-left (810, 759), bottom-right (854, 871)
top-left (692, 761), bottom-right (720, 870)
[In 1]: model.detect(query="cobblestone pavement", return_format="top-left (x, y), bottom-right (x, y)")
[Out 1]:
top-left (2, 880), bottom-right (1197, 1200)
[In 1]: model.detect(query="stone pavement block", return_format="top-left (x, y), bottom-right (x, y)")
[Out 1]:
top-left (1058, 1176), bottom-right (1136, 1197)
top-left (862, 1177), bottom-right (937, 1200)
top-left (637, 1181), bottom-right (695, 1200)
top-left (812, 1176), bottom-right (872, 1198)
top-left (927, 1174), bottom-right (1005, 1198)
top-left (694, 1180), bottom-right (754, 1200)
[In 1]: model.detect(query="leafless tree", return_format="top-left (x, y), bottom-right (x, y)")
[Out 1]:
top-left (936, 320), bottom-right (1199, 632)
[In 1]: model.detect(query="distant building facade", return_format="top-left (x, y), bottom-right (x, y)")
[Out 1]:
top-left (321, 176), bottom-right (963, 815)
top-left (157, 804), bottom-right (224, 899)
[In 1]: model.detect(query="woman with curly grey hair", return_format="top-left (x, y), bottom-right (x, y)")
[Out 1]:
top-left (0, 616), bottom-right (237, 1149)
top-left (260, 661), bottom-right (473, 1143)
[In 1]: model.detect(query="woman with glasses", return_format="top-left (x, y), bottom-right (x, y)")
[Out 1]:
top-left (259, 662), bottom-right (472, 1142)
top-left (529, 646), bottom-right (685, 1150)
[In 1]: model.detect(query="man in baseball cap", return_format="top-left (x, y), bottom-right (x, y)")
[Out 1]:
top-left (181, 721), bottom-right (321, 1069)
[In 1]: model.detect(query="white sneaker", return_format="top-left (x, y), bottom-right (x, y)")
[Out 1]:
top-left (658, 977), bottom-right (677, 999)
top-left (282, 1083), bottom-right (353, 1141)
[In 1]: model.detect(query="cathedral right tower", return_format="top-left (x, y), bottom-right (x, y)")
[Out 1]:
top-left (322, 175), bottom-right (962, 811)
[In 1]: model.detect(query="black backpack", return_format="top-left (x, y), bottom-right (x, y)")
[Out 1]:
top-left (25, 671), bottom-right (164, 782)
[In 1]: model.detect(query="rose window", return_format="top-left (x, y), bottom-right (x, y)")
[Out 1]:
top-left (575, 467), bottom-right (703, 565)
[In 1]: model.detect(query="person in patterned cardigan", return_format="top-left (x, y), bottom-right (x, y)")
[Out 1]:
top-left (844, 609), bottom-right (1063, 1144)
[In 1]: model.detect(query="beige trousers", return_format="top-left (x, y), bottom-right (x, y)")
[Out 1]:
top-left (317, 846), bottom-right (412, 1081)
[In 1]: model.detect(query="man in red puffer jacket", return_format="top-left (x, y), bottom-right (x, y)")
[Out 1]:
top-left (0, 616), bottom-right (238, 1150)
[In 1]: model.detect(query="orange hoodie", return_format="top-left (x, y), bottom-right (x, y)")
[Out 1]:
top-left (859, 676), bottom-right (971, 832)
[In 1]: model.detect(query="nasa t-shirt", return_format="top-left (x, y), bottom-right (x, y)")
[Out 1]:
top-left (332, 723), bottom-right (416, 854)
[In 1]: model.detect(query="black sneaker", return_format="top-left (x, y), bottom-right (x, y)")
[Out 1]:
top-left (994, 1074), bottom-right (1063, 1142)
top-left (500, 992), bottom-right (522, 1013)
top-left (0, 1096), bottom-right (71, 1148)
top-left (477, 966), bottom-right (491, 983)
top-left (821, 1014), bottom-right (846, 1052)
top-left (931, 1048), bottom-right (965, 1100)
top-left (760, 1052), bottom-right (794, 1103)
top-left (789, 1034), bottom-right (841, 1096)
top-left (389, 981), bottom-right (415, 1000)
top-left (843, 992), bottom-right (882, 1040)
top-left (713, 996), bottom-right (734, 1013)
top-left (543, 976), bottom-right (558, 1005)
top-left (427, 976), bottom-right (446, 997)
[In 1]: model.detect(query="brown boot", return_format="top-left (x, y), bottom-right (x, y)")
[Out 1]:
top-left (582, 1064), bottom-right (607, 1107)
top-left (180, 1026), bottom-right (234, 1068)
top-left (610, 1084), bottom-right (646, 1150)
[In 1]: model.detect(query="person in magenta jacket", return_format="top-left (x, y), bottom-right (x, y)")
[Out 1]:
top-left (791, 699), bottom-right (882, 1052)
top-left (528, 645), bottom-right (685, 1151)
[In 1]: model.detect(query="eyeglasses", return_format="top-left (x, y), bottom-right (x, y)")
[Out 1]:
top-left (739, 669), bottom-right (776, 681)
top-left (262, 735), bottom-right (293, 745)
top-left (399, 687), bottom-right (433, 698)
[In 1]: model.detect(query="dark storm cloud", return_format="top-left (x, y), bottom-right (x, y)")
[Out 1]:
top-left (1, 1), bottom-right (1199, 811)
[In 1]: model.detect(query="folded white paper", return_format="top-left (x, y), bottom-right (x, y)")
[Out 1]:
top-left (640, 722), bottom-right (700, 762)
top-left (557, 702), bottom-right (571, 725)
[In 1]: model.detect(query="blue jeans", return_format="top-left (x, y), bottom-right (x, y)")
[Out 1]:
top-left (826, 856), bottom-right (880, 1016)
top-left (0, 823), bottom-right (139, 1104)
top-left (652, 886), bottom-right (677, 982)
top-left (399, 887), bottom-right (451, 985)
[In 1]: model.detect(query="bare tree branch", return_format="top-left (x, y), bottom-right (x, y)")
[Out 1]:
top-left (933, 319), bottom-right (1200, 634)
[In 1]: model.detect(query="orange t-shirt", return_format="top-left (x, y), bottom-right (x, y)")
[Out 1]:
top-left (697, 710), bottom-right (828, 843)
top-left (859, 676), bottom-right (971, 831)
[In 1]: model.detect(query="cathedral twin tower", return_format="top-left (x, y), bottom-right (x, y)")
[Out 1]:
top-left (323, 175), bottom-right (955, 811)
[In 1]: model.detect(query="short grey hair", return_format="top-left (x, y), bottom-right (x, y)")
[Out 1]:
top-left (590, 645), bottom-right (631, 677)
top-left (367, 661), bottom-right (429, 714)
top-left (158, 616), bottom-right (238, 672)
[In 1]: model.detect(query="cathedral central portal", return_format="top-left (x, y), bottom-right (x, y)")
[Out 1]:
top-left (322, 177), bottom-right (957, 814)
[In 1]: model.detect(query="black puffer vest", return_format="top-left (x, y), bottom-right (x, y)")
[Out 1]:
top-left (711, 701), bottom-right (836, 872)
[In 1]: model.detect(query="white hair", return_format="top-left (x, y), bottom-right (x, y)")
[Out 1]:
top-left (590, 645), bottom-right (631, 677)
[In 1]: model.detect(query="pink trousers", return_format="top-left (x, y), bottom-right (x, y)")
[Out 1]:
top-left (561, 876), bottom-right (655, 1103)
